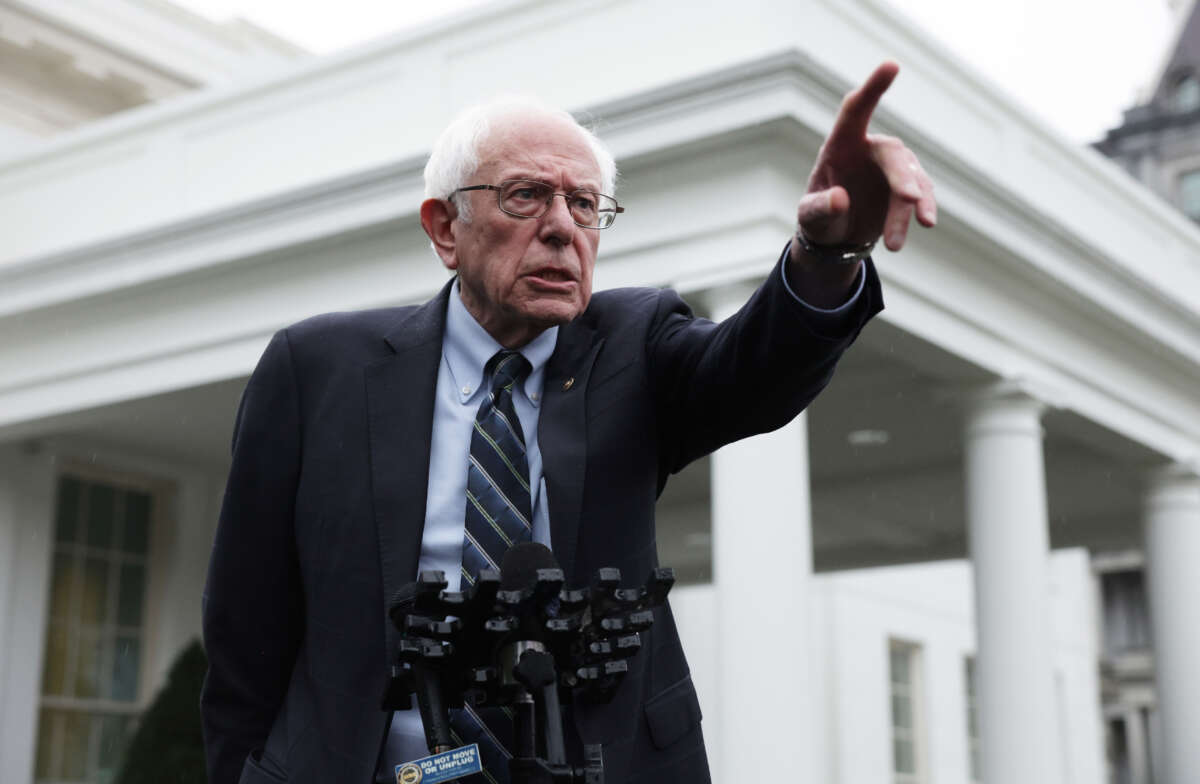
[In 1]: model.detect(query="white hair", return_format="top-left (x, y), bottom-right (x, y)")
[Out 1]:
top-left (423, 95), bottom-right (617, 223)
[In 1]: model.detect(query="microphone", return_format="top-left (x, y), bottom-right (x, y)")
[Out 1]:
top-left (381, 543), bottom-right (675, 782)
top-left (387, 578), bottom-right (457, 753)
top-left (498, 542), bottom-right (568, 765)
top-left (499, 542), bottom-right (563, 648)
top-left (499, 541), bottom-right (559, 591)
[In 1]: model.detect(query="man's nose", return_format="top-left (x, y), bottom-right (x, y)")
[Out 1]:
top-left (538, 194), bottom-right (576, 244)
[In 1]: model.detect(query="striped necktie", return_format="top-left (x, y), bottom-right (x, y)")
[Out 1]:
top-left (454, 349), bottom-right (533, 783)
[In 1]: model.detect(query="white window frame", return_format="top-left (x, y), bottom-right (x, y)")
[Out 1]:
top-left (34, 464), bottom-right (169, 784)
top-left (888, 638), bottom-right (927, 784)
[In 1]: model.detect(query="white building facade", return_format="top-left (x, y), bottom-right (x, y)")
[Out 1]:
top-left (1, 1), bottom-right (1199, 783)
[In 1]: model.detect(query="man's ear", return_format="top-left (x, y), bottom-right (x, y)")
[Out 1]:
top-left (420, 198), bottom-right (459, 270)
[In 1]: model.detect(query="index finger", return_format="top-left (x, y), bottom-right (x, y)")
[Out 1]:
top-left (828, 61), bottom-right (899, 144)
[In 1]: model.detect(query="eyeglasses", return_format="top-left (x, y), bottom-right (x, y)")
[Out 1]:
top-left (453, 179), bottom-right (624, 229)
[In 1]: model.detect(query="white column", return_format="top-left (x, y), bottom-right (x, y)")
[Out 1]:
top-left (964, 383), bottom-right (1059, 784)
top-left (0, 445), bottom-right (56, 784)
top-left (707, 284), bottom-right (815, 784)
top-left (1142, 464), bottom-right (1200, 784)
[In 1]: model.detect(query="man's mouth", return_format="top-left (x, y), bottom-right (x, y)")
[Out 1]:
top-left (528, 268), bottom-right (574, 284)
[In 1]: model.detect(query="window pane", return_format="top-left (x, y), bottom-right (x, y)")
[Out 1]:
top-left (965, 656), bottom-right (981, 780)
top-left (48, 552), bottom-right (76, 621)
top-left (892, 693), bottom-right (913, 729)
top-left (1179, 170), bottom-right (1200, 220)
top-left (87, 485), bottom-right (116, 549)
top-left (35, 709), bottom-right (60, 779)
top-left (61, 711), bottom-right (92, 780)
top-left (56, 478), bottom-right (81, 543)
top-left (122, 492), bottom-right (150, 555)
top-left (117, 564), bottom-right (145, 628)
top-left (97, 714), bottom-right (132, 781)
top-left (1176, 76), bottom-right (1200, 113)
top-left (73, 630), bottom-right (103, 699)
top-left (890, 648), bottom-right (909, 684)
top-left (111, 636), bottom-right (140, 702)
top-left (80, 557), bottom-right (110, 626)
top-left (893, 737), bottom-right (915, 773)
top-left (1102, 570), bottom-right (1152, 653)
top-left (42, 624), bottom-right (70, 696)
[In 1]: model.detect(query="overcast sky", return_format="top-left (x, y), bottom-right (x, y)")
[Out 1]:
top-left (174, 0), bottom-right (1182, 143)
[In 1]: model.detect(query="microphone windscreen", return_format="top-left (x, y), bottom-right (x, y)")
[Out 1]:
top-left (500, 542), bottom-right (559, 591)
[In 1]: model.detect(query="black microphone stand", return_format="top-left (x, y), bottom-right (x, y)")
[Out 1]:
top-left (379, 563), bottom-right (675, 784)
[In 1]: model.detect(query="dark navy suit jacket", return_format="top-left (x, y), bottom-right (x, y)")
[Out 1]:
top-left (200, 251), bottom-right (882, 784)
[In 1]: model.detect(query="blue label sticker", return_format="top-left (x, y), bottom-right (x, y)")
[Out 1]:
top-left (395, 743), bottom-right (483, 784)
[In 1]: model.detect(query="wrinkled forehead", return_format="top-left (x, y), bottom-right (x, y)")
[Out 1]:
top-left (476, 113), bottom-right (603, 189)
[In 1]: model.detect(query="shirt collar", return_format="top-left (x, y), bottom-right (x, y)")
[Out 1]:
top-left (443, 279), bottom-right (558, 407)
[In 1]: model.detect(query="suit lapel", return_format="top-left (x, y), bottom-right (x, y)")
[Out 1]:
top-left (540, 319), bottom-right (603, 584)
top-left (366, 282), bottom-right (451, 652)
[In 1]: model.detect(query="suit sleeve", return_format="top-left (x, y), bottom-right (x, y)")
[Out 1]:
top-left (201, 329), bottom-right (305, 784)
top-left (648, 245), bottom-right (883, 474)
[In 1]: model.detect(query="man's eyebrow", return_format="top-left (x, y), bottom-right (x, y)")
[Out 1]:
top-left (497, 171), bottom-right (603, 191)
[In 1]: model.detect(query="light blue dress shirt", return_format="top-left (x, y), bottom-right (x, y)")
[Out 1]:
top-left (384, 254), bottom-right (864, 769)
top-left (384, 280), bottom-right (558, 768)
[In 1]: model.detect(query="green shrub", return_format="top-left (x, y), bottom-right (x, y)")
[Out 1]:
top-left (114, 639), bottom-right (208, 784)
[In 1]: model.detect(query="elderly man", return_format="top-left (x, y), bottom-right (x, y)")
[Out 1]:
top-left (201, 62), bottom-right (935, 784)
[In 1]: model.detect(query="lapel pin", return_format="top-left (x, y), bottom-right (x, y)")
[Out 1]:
top-left (562, 377), bottom-right (575, 391)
